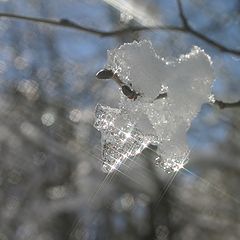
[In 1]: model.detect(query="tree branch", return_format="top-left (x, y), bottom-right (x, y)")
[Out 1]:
top-left (0, 13), bottom-right (184, 36)
top-left (177, 0), bottom-right (189, 28)
top-left (0, 8), bottom-right (240, 56)
top-left (0, 13), bottom-right (110, 35)
top-left (214, 100), bottom-right (240, 109)
top-left (176, 0), bottom-right (240, 55)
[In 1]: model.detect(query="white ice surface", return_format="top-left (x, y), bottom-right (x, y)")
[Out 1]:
top-left (97, 40), bottom-right (214, 172)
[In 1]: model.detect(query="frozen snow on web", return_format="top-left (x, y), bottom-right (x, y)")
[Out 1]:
top-left (95, 40), bottom-right (214, 173)
top-left (145, 46), bottom-right (214, 170)
top-left (94, 104), bottom-right (159, 173)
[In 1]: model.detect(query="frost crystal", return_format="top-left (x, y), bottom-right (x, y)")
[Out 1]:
top-left (94, 104), bottom-right (159, 173)
top-left (95, 40), bottom-right (214, 173)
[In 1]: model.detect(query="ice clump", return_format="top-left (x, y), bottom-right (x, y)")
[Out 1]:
top-left (106, 40), bottom-right (169, 102)
top-left (94, 104), bottom-right (159, 173)
top-left (95, 40), bottom-right (214, 173)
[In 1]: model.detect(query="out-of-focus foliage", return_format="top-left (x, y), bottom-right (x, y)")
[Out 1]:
top-left (0, 0), bottom-right (239, 240)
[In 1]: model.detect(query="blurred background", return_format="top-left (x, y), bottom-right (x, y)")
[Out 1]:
top-left (0, 0), bottom-right (239, 239)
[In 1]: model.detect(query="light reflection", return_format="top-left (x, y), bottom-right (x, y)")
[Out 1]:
top-left (47, 185), bottom-right (67, 200)
top-left (41, 111), bottom-right (55, 126)
top-left (125, 132), bottom-right (131, 139)
top-left (14, 56), bottom-right (29, 70)
top-left (112, 193), bottom-right (137, 231)
top-left (94, 104), bottom-right (160, 173)
top-left (20, 121), bottom-right (37, 138)
top-left (120, 12), bottom-right (133, 23)
top-left (69, 109), bottom-right (82, 123)
top-left (17, 80), bottom-right (39, 101)
top-left (0, 60), bottom-right (6, 73)
top-left (36, 67), bottom-right (51, 80)
top-left (76, 161), bottom-right (91, 177)
top-left (104, 0), bottom-right (161, 27)
top-left (120, 193), bottom-right (134, 211)
top-left (16, 223), bottom-right (36, 240)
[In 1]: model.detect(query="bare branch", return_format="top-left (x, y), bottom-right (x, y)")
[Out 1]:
top-left (177, 0), bottom-right (189, 28)
top-left (176, 0), bottom-right (240, 55)
top-left (0, 11), bottom-right (240, 56)
top-left (0, 13), bottom-right (184, 36)
top-left (214, 100), bottom-right (240, 109)
top-left (0, 13), bottom-right (110, 35)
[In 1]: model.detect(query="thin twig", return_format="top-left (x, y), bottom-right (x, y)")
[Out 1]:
top-left (0, 11), bottom-right (240, 56)
top-left (0, 13), bottom-right (184, 36)
top-left (176, 0), bottom-right (240, 55)
top-left (214, 100), bottom-right (240, 109)
top-left (0, 13), bottom-right (109, 35)
top-left (177, 0), bottom-right (189, 28)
